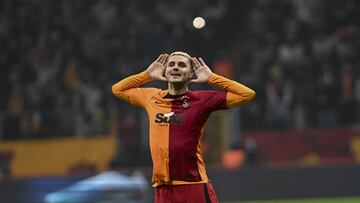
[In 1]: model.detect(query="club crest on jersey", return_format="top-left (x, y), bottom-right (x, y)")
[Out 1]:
top-left (180, 95), bottom-right (190, 108)
top-left (155, 112), bottom-right (184, 125)
top-left (182, 100), bottom-right (189, 108)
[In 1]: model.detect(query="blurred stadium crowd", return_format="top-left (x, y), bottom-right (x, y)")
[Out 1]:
top-left (0, 0), bottom-right (359, 140)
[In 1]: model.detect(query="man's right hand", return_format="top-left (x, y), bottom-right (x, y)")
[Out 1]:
top-left (146, 54), bottom-right (168, 81)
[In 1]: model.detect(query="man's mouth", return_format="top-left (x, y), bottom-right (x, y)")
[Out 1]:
top-left (170, 73), bottom-right (181, 77)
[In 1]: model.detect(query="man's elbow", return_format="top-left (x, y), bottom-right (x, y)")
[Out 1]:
top-left (248, 90), bottom-right (256, 101)
top-left (112, 84), bottom-right (122, 96)
top-left (240, 89), bottom-right (255, 101)
top-left (111, 85), bottom-right (117, 95)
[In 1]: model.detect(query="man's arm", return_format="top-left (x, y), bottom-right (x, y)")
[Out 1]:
top-left (112, 54), bottom-right (169, 107)
top-left (111, 71), bottom-right (151, 106)
top-left (190, 57), bottom-right (255, 108)
top-left (208, 73), bottom-right (255, 108)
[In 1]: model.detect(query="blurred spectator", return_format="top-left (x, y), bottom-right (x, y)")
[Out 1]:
top-left (265, 64), bottom-right (294, 129)
top-left (0, 150), bottom-right (13, 179)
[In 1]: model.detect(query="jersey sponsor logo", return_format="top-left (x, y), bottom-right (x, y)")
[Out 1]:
top-left (155, 112), bottom-right (184, 125)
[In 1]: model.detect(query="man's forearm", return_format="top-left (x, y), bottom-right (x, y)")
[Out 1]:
top-left (208, 73), bottom-right (255, 108)
top-left (112, 71), bottom-right (151, 95)
top-left (208, 73), bottom-right (255, 96)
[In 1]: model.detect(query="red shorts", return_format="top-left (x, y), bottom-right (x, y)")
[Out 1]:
top-left (154, 182), bottom-right (218, 203)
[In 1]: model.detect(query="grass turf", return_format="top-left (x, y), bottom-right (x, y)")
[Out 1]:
top-left (223, 197), bottom-right (360, 203)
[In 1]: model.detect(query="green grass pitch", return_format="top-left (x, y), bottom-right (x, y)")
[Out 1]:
top-left (223, 197), bottom-right (360, 203)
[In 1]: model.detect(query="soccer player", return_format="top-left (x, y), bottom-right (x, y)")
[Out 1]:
top-left (112, 52), bottom-right (255, 203)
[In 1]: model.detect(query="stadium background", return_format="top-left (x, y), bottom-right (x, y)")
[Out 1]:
top-left (0, 0), bottom-right (360, 202)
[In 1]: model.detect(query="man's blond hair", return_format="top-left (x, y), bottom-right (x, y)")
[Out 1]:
top-left (169, 51), bottom-right (191, 60)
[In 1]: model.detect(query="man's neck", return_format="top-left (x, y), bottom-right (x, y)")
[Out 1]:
top-left (168, 82), bottom-right (188, 95)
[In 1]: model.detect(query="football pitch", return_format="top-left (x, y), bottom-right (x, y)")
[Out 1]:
top-left (223, 197), bottom-right (360, 203)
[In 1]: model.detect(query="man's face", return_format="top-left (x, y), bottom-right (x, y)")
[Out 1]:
top-left (165, 55), bottom-right (193, 83)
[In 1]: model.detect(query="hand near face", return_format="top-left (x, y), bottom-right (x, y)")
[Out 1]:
top-left (146, 54), bottom-right (168, 81)
top-left (190, 57), bottom-right (213, 83)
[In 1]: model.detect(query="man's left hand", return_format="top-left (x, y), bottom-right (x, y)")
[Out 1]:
top-left (190, 57), bottom-right (213, 83)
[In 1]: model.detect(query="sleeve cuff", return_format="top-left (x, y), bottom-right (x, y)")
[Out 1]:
top-left (208, 73), bottom-right (220, 84)
top-left (139, 71), bottom-right (152, 83)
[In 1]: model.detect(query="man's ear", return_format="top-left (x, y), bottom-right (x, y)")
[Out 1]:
top-left (189, 68), bottom-right (197, 80)
top-left (189, 60), bottom-right (196, 79)
top-left (162, 65), bottom-right (167, 77)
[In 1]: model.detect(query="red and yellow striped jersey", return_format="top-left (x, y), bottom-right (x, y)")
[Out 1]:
top-left (112, 71), bottom-right (255, 187)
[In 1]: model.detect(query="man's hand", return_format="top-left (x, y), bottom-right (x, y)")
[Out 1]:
top-left (190, 57), bottom-right (213, 83)
top-left (146, 54), bottom-right (168, 81)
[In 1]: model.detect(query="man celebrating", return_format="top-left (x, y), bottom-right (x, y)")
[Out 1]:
top-left (112, 52), bottom-right (255, 203)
